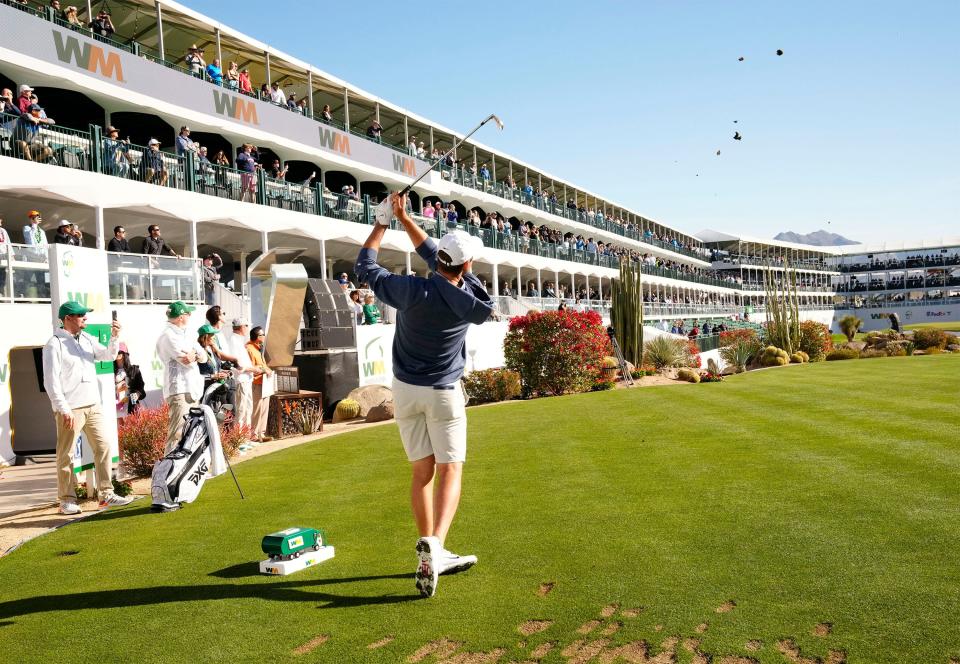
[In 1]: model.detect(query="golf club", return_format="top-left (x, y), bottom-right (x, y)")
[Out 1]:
top-left (375, 113), bottom-right (505, 225)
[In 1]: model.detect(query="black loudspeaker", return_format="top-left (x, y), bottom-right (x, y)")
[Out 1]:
top-left (293, 351), bottom-right (360, 415)
top-left (303, 278), bottom-right (357, 349)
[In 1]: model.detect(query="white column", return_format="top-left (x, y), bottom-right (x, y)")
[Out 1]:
top-left (215, 28), bottom-right (222, 69)
top-left (94, 205), bottom-right (105, 250)
top-left (536, 269), bottom-right (542, 297)
top-left (319, 239), bottom-right (327, 280)
top-left (492, 263), bottom-right (499, 298)
top-left (238, 252), bottom-right (247, 295)
top-left (260, 230), bottom-right (269, 255)
top-left (155, 1), bottom-right (165, 61)
top-left (598, 275), bottom-right (603, 301)
top-left (516, 266), bottom-right (521, 295)
top-left (307, 70), bottom-right (314, 117)
top-left (585, 274), bottom-right (591, 303)
top-left (189, 220), bottom-right (198, 258)
top-left (405, 252), bottom-right (412, 276)
top-left (343, 88), bottom-right (350, 130)
top-left (554, 268), bottom-right (560, 298)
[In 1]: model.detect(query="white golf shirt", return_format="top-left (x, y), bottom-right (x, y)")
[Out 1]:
top-left (42, 328), bottom-right (119, 415)
top-left (156, 321), bottom-right (207, 400)
top-left (228, 332), bottom-right (253, 384)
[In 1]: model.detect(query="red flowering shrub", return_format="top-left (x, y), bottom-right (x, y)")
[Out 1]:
top-left (683, 339), bottom-right (702, 368)
top-left (219, 423), bottom-right (250, 458)
top-left (118, 404), bottom-right (169, 477)
top-left (719, 328), bottom-right (759, 347)
top-left (504, 309), bottom-right (611, 396)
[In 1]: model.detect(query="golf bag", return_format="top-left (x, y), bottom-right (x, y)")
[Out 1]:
top-left (151, 381), bottom-right (229, 512)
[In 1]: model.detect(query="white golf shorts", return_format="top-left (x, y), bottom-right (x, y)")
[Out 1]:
top-left (392, 377), bottom-right (467, 464)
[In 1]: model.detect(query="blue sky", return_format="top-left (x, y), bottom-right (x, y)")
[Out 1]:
top-left (190, 0), bottom-right (958, 244)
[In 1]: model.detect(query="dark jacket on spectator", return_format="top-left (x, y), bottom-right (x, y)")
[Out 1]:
top-left (53, 230), bottom-right (78, 245)
top-left (107, 237), bottom-right (130, 252)
top-left (142, 236), bottom-right (176, 256)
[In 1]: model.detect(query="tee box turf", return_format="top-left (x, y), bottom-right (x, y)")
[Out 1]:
top-left (259, 526), bottom-right (335, 576)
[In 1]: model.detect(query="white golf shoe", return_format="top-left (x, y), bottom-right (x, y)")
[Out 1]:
top-left (58, 501), bottom-right (81, 515)
top-left (438, 548), bottom-right (477, 575)
top-left (415, 536), bottom-right (440, 598)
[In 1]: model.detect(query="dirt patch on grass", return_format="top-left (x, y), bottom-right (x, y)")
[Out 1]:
top-left (695, 623), bottom-right (709, 634)
top-left (367, 636), bottom-right (394, 650)
top-left (716, 600), bottom-right (737, 613)
top-left (813, 622), bottom-right (832, 637)
top-left (601, 621), bottom-right (623, 637)
top-left (718, 658), bottom-right (759, 664)
top-left (826, 651), bottom-right (847, 664)
top-left (408, 639), bottom-right (463, 662)
top-left (597, 640), bottom-right (649, 663)
top-left (530, 641), bottom-right (556, 659)
top-left (601, 603), bottom-right (619, 617)
top-left (561, 638), bottom-right (610, 664)
top-left (682, 637), bottom-right (701, 652)
top-left (576, 620), bottom-right (602, 634)
top-left (653, 624), bottom-right (663, 632)
top-left (518, 620), bottom-right (553, 636)
top-left (621, 607), bottom-right (643, 618)
top-left (441, 648), bottom-right (505, 663)
top-left (292, 634), bottom-right (328, 655)
top-left (537, 582), bottom-right (555, 597)
top-left (745, 640), bottom-right (762, 651)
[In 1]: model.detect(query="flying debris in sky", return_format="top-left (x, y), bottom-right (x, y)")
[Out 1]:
top-left (776, 49), bottom-right (784, 56)
top-left (733, 120), bottom-right (738, 124)
top-left (733, 132), bottom-right (742, 141)
top-left (716, 150), bottom-right (721, 156)
top-left (738, 56), bottom-right (744, 62)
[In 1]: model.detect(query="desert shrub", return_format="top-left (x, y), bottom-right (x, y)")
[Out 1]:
top-left (719, 328), bottom-right (759, 347)
top-left (683, 339), bottom-right (703, 369)
top-left (839, 314), bottom-right (864, 341)
top-left (886, 345), bottom-right (907, 357)
top-left (859, 348), bottom-right (888, 359)
top-left (826, 348), bottom-right (860, 361)
top-left (504, 309), bottom-right (610, 397)
top-left (913, 328), bottom-right (948, 350)
top-left (798, 320), bottom-right (832, 361)
top-left (760, 346), bottom-right (790, 367)
top-left (904, 341), bottom-right (916, 356)
top-left (219, 423), bottom-right (250, 457)
top-left (923, 347), bottom-right (943, 355)
top-left (789, 352), bottom-right (806, 364)
top-left (118, 404), bottom-right (169, 477)
top-left (719, 338), bottom-right (761, 373)
top-left (463, 368), bottom-right (522, 404)
top-left (642, 335), bottom-right (685, 370)
top-left (676, 368), bottom-right (700, 383)
top-left (335, 399), bottom-right (361, 419)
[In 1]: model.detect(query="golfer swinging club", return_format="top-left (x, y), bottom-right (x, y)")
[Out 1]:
top-left (355, 192), bottom-right (494, 598)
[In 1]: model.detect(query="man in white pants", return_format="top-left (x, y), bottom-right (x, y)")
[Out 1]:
top-left (355, 193), bottom-right (495, 598)
top-left (228, 318), bottom-right (254, 434)
top-left (156, 301), bottom-right (208, 453)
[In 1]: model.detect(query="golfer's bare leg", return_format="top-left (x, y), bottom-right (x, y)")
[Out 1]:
top-left (410, 456), bottom-right (436, 537)
top-left (432, 462), bottom-right (462, 547)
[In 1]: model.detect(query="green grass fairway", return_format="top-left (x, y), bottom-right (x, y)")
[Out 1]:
top-left (2, 356), bottom-right (960, 663)
top-left (905, 321), bottom-right (960, 332)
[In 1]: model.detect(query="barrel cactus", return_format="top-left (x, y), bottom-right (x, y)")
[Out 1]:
top-left (333, 398), bottom-right (361, 422)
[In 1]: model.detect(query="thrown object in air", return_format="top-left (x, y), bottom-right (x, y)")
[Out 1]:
top-left (738, 56), bottom-right (744, 62)
top-left (776, 49), bottom-right (784, 56)
top-left (260, 527), bottom-right (335, 575)
top-left (733, 132), bottom-right (742, 141)
top-left (716, 150), bottom-right (721, 156)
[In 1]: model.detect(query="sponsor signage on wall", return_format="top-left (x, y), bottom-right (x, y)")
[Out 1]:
top-left (1, 3), bottom-right (434, 180)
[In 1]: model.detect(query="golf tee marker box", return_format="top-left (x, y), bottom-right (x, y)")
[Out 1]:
top-left (259, 546), bottom-right (335, 575)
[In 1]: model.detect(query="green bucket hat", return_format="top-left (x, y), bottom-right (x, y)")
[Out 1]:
top-left (197, 323), bottom-right (218, 336)
top-left (166, 301), bottom-right (195, 318)
top-left (58, 300), bottom-right (93, 319)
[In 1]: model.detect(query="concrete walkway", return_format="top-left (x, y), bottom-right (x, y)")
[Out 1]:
top-left (0, 419), bottom-right (390, 557)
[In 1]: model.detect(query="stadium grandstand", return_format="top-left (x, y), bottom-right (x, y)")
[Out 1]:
top-left (0, 0), bottom-right (953, 464)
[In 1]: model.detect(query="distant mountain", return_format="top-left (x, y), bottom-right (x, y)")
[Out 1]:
top-left (774, 230), bottom-right (858, 246)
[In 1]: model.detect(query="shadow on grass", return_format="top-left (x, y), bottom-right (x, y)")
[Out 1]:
top-left (0, 571), bottom-right (419, 622)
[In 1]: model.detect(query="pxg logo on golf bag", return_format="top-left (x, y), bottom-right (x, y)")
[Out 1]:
top-left (52, 30), bottom-right (124, 83)
top-left (188, 459), bottom-right (209, 486)
top-left (212, 91), bottom-right (260, 126)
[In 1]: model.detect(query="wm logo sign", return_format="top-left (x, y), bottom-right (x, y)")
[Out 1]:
top-left (212, 91), bottom-right (259, 125)
top-left (52, 30), bottom-right (124, 82)
top-left (392, 154), bottom-right (416, 176)
top-left (318, 127), bottom-right (351, 155)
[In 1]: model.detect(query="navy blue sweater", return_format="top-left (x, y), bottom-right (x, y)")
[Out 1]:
top-left (354, 238), bottom-right (493, 386)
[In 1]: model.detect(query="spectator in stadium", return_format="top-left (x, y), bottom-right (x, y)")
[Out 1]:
top-left (362, 294), bottom-right (381, 325)
top-left (269, 82), bottom-right (286, 106)
top-left (296, 98), bottom-right (308, 115)
top-left (246, 326), bottom-right (273, 442)
top-left (525, 281), bottom-right (539, 297)
top-left (63, 6), bottom-right (81, 26)
top-left (14, 104), bottom-right (54, 162)
top-left (185, 45), bottom-right (205, 78)
top-left (201, 254), bottom-right (223, 305)
top-left (236, 143), bottom-right (258, 203)
top-left (227, 318), bottom-right (254, 435)
top-left (0, 88), bottom-right (20, 116)
top-left (320, 104), bottom-right (333, 123)
top-left (445, 203), bottom-right (458, 229)
top-left (102, 126), bottom-right (131, 178)
top-left (141, 138), bottom-right (168, 186)
top-left (23, 209), bottom-right (48, 248)
top-left (366, 120), bottom-right (382, 143)
top-left (197, 324), bottom-right (228, 392)
top-left (238, 68), bottom-right (252, 94)
top-left (89, 9), bottom-right (115, 40)
top-left (224, 61), bottom-right (240, 90)
top-left (157, 301), bottom-right (207, 454)
top-left (285, 93), bottom-right (298, 112)
top-left (269, 159), bottom-right (287, 180)
top-left (337, 272), bottom-right (350, 291)
top-left (114, 343), bottom-right (145, 417)
top-left (349, 289), bottom-right (363, 323)
top-left (43, 301), bottom-right (131, 514)
top-left (206, 59), bottom-right (224, 86)
top-left (107, 225), bottom-right (129, 252)
top-left (175, 126), bottom-right (198, 157)
top-left (142, 224), bottom-right (179, 257)
top-left (408, 137), bottom-right (417, 156)
top-left (417, 141), bottom-right (426, 159)
top-left (53, 221), bottom-right (77, 245)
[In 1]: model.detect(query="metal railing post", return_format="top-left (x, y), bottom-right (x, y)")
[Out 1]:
top-left (255, 169), bottom-right (266, 205)
top-left (88, 123), bottom-right (102, 174)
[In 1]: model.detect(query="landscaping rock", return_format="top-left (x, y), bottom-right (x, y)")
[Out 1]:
top-left (365, 401), bottom-right (395, 423)
top-left (839, 341), bottom-right (866, 352)
top-left (346, 385), bottom-right (393, 417)
top-left (948, 344), bottom-right (960, 353)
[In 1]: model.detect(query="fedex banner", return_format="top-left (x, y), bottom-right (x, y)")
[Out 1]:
top-left (1, 3), bottom-right (435, 180)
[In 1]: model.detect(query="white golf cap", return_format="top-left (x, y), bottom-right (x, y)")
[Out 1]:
top-left (148, 138), bottom-right (160, 145)
top-left (231, 317), bottom-right (249, 327)
top-left (437, 230), bottom-right (483, 267)
top-left (18, 84), bottom-right (33, 93)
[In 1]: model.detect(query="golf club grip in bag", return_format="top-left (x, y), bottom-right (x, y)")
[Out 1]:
top-left (151, 403), bottom-right (225, 510)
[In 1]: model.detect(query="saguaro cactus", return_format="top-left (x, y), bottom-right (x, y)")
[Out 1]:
top-left (611, 261), bottom-right (644, 365)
